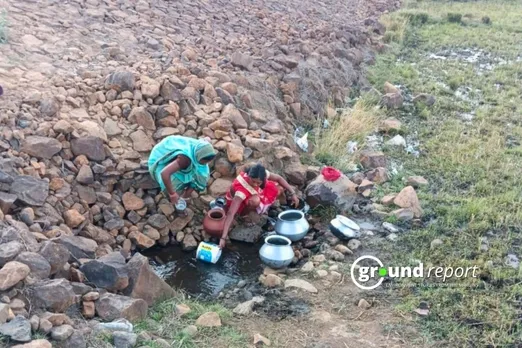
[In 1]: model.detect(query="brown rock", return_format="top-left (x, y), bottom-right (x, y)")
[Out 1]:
top-left (175, 304), bottom-right (191, 317)
top-left (365, 167), bottom-right (389, 184)
top-left (209, 118), bottom-right (233, 132)
top-left (382, 93), bottom-right (403, 109)
top-left (128, 231), bottom-right (155, 249)
top-left (253, 333), bottom-right (271, 346)
top-left (384, 82), bottom-right (400, 94)
top-left (380, 118), bottom-right (402, 134)
top-left (231, 52), bottom-right (253, 71)
top-left (95, 293), bottom-right (148, 321)
top-left (39, 312), bottom-right (70, 327)
top-left (82, 301), bottom-right (95, 319)
top-left (182, 234), bottom-right (198, 251)
top-left (12, 340), bottom-right (52, 348)
top-left (122, 253), bottom-right (176, 306)
top-left (222, 104), bottom-right (247, 129)
top-left (0, 261), bottom-right (30, 291)
top-left (38, 242), bottom-right (70, 275)
top-left (226, 143), bottom-right (244, 163)
top-left (38, 319), bottom-right (52, 334)
top-left (140, 76), bottom-right (161, 99)
top-left (21, 136), bottom-right (62, 159)
top-left (284, 162), bottom-right (307, 186)
top-left (129, 107), bottom-right (156, 130)
top-left (357, 179), bottom-right (374, 193)
top-left (71, 136), bottom-right (106, 162)
top-left (381, 194), bottom-right (397, 206)
top-left (393, 186), bottom-right (423, 218)
top-left (170, 209), bottom-right (195, 232)
top-left (260, 274), bottom-right (283, 288)
top-left (29, 279), bottom-right (76, 312)
top-left (64, 209), bottom-right (85, 228)
top-left (14, 252), bottom-right (51, 280)
top-left (76, 165), bottom-right (94, 185)
top-left (130, 130), bottom-right (155, 152)
top-left (359, 151), bottom-right (386, 169)
top-left (0, 192), bottom-right (17, 214)
top-left (49, 178), bottom-right (65, 191)
top-left (195, 312), bottom-right (221, 327)
top-left (406, 176), bottom-right (429, 188)
top-left (209, 178), bottom-right (233, 197)
top-left (122, 192), bottom-right (145, 211)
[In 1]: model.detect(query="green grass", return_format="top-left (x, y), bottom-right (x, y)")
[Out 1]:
top-left (132, 293), bottom-right (247, 348)
top-left (365, 0), bottom-right (522, 346)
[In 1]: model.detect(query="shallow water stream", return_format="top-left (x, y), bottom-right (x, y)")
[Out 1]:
top-left (142, 241), bottom-right (264, 298)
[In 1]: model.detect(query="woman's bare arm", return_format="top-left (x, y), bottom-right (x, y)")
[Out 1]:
top-left (220, 196), bottom-right (243, 248)
top-left (268, 172), bottom-right (294, 193)
top-left (161, 160), bottom-right (181, 200)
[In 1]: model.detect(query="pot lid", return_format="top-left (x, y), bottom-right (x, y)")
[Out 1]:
top-left (335, 215), bottom-right (360, 230)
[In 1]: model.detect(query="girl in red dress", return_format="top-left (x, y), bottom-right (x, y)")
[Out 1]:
top-left (220, 163), bottom-right (299, 249)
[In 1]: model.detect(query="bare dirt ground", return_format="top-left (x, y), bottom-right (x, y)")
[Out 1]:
top-left (233, 277), bottom-right (425, 348)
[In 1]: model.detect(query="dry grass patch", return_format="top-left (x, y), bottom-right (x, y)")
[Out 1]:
top-left (312, 100), bottom-right (383, 171)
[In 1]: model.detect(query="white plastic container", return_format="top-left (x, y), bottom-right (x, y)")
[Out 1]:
top-left (196, 241), bottom-right (222, 264)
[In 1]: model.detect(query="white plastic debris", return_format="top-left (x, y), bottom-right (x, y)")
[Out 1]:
top-left (295, 132), bottom-right (309, 152)
top-left (346, 141), bottom-right (358, 153)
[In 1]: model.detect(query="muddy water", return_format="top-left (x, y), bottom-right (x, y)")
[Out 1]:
top-left (142, 242), bottom-right (264, 298)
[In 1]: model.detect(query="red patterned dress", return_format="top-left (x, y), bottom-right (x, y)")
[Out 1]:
top-left (224, 170), bottom-right (280, 216)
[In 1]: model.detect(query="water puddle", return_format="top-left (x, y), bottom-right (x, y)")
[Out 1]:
top-left (427, 48), bottom-right (517, 74)
top-left (142, 242), bottom-right (264, 298)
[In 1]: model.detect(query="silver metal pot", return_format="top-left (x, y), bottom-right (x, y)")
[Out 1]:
top-left (274, 210), bottom-right (310, 242)
top-left (329, 215), bottom-right (360, 240)
top-left (259, 235), bottom-right (295, 269)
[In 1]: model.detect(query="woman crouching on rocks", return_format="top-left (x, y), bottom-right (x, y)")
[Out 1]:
top-left (148, 135), bottom-right (216, 213)
top-left (219, 163), bottom-right (299, 249)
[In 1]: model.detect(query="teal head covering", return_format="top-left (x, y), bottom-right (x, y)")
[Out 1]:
top-left (148, 136), bottom-right (215, 193)
top-left (194, 141), bottom-right (216, 162)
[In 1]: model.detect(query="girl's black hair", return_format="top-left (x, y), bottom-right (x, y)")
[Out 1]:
top-left (245, 163), bottom-right (267, 189)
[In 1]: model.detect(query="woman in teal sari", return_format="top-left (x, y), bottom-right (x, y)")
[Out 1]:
top-left (148, 136), bottom-right (216, 206)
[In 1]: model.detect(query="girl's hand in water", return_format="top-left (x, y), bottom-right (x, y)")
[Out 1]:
top-left (219, 237), bottom-right (226, 249)
top-left (291, 193), bottom-right (300, 208)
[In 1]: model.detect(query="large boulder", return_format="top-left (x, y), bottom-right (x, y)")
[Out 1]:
top-left (80, 252), bottom-right (129, 292)
top-left (21, 136), bottom-right (62, 159)
top-left (28, 279), bottom-right (77, 313)
top-left (0, 315), bottom-right (32, 342)
top-left (15, 252), bottom-right (51, 280)
top-left (0, 261), bottom-right (30, 291)
top-left (393, 186), bottom-right (423, 218)
top-left (9, 175), bottom-right (49, 206)
top-left (122, 253), bottom-right (176, 306)
top-left (71, 136), bottom-right (106, 162)
top-left (95, 293), bottom-right (148, 321)
top-left (305, 174), bottom-right (358, 212)
top-left (38, 241), bottom-right (70, 275)
top-left (0, 240), bottom-right (24, 267)
top-left (105, 71), bottom-right (135, 92)
top-left (79, 224), bottom-right (116, 245)
top-left (57, 236), bottom-right (98, 260)
top-left (229, 225), bottom-right (263, 244)
top-left (0, 221), bottom-right (39, 252)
